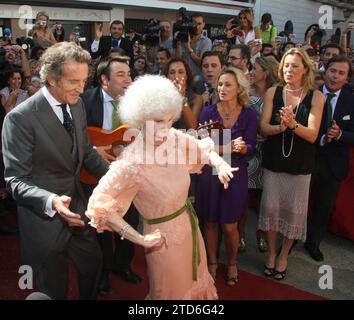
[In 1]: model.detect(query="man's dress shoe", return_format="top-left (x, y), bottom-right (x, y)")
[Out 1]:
top-left (97, 271), bottom-right (110, 296)
top-left (304, 242), bottom-right (324, 262)
top-left (114, 268), bottom-right (141, 284)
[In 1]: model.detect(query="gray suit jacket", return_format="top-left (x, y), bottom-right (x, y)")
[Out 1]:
top-left (1, 90), bottom-right (109, 266)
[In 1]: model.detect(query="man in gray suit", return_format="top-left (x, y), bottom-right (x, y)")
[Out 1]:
top-left (2, 42), bottom-right (109, 299)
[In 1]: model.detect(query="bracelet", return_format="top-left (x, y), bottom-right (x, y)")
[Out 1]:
top-left (189, 49), bottom-right (194, 54)
top-left (119, 223), bottom-right (131, 240)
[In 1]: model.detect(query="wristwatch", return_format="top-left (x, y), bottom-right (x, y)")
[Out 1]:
top-left (291, 122), bottom-right (300, 130)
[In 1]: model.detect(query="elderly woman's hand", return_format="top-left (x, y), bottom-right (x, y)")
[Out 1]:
top-left (216, 164), bottom-right (239, 189)
top-left (143, 229), bottom-right (166, 249)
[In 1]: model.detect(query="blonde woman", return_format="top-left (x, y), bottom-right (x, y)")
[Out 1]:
top-left (196, 67), bottom-right (257, 285)
top-left (238, 56), bottom-right (279, 253)
top-left (236, 9), bottom-right (260, 44)
top-left (29, 12), bottom-right (56, 48)
top-left (259, 48), bottom-right (324, 280)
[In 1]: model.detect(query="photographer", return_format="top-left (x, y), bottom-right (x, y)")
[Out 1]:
top-left (159, 20), bottom-right (175, 55)
top-left (69, 26), bottom-right (88, 50)
top-left (91, 20), bottom-right (133, 61)
top-left (175, 11), bottom-right (212, 78)
top-left (28, 11), bottom-right (57, 48)
top-left (1, 44), bottom-right (31, 88)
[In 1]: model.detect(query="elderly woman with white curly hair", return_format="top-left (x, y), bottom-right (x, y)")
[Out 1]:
top-left (86, 75), bottom-right (238, 300)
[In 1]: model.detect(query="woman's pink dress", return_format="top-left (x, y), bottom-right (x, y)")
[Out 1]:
top-left (86, 131), bottom-right (218, 300)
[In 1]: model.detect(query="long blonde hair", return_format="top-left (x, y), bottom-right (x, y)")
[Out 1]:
top-left (278, 47), bottom-right (315, 91)
top-left (238, 8), bottom-right (254, 29)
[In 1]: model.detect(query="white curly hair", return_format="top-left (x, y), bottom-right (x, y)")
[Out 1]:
top-left (120, 75), bottom-right (183, 128)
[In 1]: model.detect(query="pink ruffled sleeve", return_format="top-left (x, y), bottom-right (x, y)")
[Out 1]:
top-left (86, 159), bottom-right (141, 232)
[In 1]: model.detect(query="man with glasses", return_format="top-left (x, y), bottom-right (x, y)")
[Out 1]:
top-left (227, 44), bottom-right (251, 81)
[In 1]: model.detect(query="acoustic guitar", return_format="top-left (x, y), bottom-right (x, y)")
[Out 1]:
top-left (197, 120), bottom-right (224, 139)
top-left (80, 125), bottom-right (137, 184)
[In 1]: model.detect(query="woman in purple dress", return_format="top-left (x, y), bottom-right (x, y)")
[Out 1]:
top-left (196, 67), bottom-right (257, 285)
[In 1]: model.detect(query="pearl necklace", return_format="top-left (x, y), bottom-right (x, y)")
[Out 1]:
top-left (284, 85), bottom-right (304, 93)
top-left (282, 87), bottom-right (304, 158)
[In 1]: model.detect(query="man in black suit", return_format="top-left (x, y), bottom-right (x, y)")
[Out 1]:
top-left (90, 20), bottom-right (133, 61)
top-left (305, 55), bottom-right (354, 261)
top-left (2, 42), bottom-right (109, 299)
top-left (81, 56), bottom-right (141, 296)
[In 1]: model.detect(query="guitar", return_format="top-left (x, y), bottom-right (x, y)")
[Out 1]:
top-left (80, 125), bottom-right (138, 184)
top-left (196, 120), bottom-right (224, 139)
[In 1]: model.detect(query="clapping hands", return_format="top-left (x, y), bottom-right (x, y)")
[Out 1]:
top-left (232, 137), bottom-right (247, 154)
top-left (279, 106), bottom-right (297, 129)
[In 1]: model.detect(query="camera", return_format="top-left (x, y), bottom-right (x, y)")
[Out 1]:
top-left (231, 28), bottom-right (243, 37)
top-left (275, 36), bottom-right (288, 44)
top-left (225, 16), bottom-right (240, 39)
top-left (144, 18), bottom-right (164, 46)
top-left (16, 37), bottom-right (34, 51)
top-left (38, 20), bottom-right (47, 27)
top-left (72, 26), bottom-right (86, 42)
top-left (173, 7), bottom-right (197, 44)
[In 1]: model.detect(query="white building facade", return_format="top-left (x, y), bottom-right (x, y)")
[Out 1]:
top-left (0, 0), bottom-right (353, 47)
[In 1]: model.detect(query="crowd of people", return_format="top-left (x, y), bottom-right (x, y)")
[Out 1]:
top-left (0, 7), bottom-right (354, 300)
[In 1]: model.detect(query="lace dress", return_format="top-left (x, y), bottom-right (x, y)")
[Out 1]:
top-left (86, 129), bottom-right (218, 300)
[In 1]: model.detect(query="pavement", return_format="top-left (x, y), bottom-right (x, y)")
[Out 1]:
top-left (218, 208), bottom-right (354, 300)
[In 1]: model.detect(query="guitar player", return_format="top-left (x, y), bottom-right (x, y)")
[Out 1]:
top-left (81, 56), bottom-right (141, 296)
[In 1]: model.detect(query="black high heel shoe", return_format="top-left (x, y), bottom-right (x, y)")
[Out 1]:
top-left (225, 263), bottom-right (238, 285)
top-left (263, 265), bottom-right (275, 277)
top-left (273, 269), bottom-right (287, 281)
top-left (208, 262), bottom-right (218, 281)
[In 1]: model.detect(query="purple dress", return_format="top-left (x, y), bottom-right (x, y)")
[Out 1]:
top-left (195, 104), bottom-right (257, 224)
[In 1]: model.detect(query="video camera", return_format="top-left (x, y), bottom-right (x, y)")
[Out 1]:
top-left (173, 7), bottom-right (197, 44)
top-left (16, 37), bottom-right (34, 52)
top-left (144, 18), bottom-right (164, 46)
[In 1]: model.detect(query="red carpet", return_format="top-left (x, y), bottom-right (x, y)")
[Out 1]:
top-left (0, 228), bottom-right (325, 300)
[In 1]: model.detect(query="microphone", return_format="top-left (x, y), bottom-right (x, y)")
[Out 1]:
top-left (25, 292), bottom-right (52, 300)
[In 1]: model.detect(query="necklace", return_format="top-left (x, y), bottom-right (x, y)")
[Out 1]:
top-left (219, 104), bottom-right (236, 121)
top-left (282, 87), bottom-right (304, 158)
top-left (285, 85), bottom-right (304, 93)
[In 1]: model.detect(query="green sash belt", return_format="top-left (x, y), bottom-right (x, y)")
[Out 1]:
top-left (144, 196), bottom-right (201, 281)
